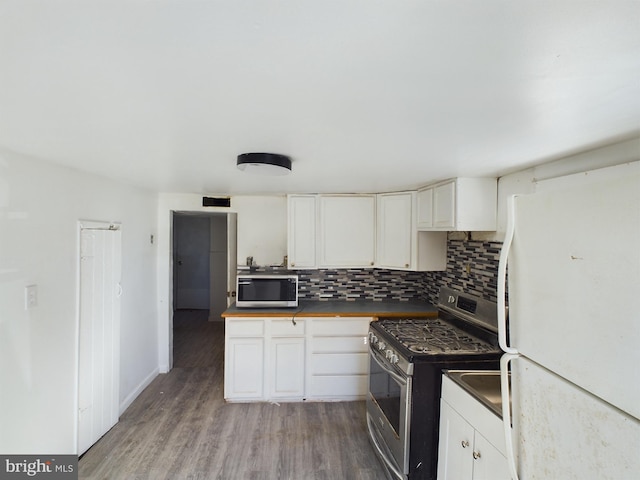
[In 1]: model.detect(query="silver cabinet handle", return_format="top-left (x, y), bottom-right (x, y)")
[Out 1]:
top-left (461, 440), bottom-right (469, 448)
top-left (473, 451), bottom-right (481, 460)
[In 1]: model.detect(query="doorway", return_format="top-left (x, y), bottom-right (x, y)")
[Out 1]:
top-left (172, 212), bottom-right (237, 322)
top-left (173, 214), bottom-right (211, 311)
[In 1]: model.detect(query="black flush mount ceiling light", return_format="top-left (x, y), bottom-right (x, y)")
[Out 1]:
top-left (237, 153), bottom-right (292, 176)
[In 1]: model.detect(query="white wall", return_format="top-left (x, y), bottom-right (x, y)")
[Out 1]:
top-left (156, 193), bottom-right (286, 372)
top-left (0, 151), bottom-right (158, 454)
top-left (477, 136), bottom-right (640, 242)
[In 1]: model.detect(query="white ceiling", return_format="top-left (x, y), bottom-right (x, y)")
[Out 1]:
top-left (1, 0), bottom-right (639, 194)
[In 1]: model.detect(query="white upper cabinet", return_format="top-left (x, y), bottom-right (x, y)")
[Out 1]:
top-left (288, 192), bottom-right (446, 271)
top-left (418, 178), bottom-right (497, 231)
top-left (288, 194), bottom-right (376, 269)
top-left (377, 192), bottom-right (447, 271)
top-left (376, 192), bottom-right (413, 269)
top-left (318, 195), bottom-right (376, 268)
top-left (433, 181), bottom-right (456, 228)
top-left (416, 186), bottom-right (434, 228)
top-left (287, 195), bottom-right (317, 269)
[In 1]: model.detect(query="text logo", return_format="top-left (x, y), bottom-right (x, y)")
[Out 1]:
top-left (0, 456), bottom-right (77, 479)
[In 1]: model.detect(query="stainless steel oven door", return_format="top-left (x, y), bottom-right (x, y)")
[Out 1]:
top-left (367, 345), bottom-right (412, 479)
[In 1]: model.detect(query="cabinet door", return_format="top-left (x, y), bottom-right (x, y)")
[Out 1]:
top-left (437, 401), bottom-right (475, 480)
top-left (376, 192), bottom-right (413, 269)
top-left (319, 195), bottom-right (375, 267)
top-left (471, 432), bottom-right (510, 480)
top-left (270, 337), bottom-right (305, 399)
top-left (225, 337), bottom-right (264, 400)
top-left (433, 181), bottom-right (456, 228)
top-left (288, 195), bottom-right (317, 268)
top-left (416, 187), bottom-right (434, 229)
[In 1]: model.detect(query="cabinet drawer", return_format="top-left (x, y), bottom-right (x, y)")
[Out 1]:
top-left (310, 317), bottom-right (371, 336)
top-left (311, 353), bottom-right (369, 375)
top-left (271, 318), bottom-right (305, 336)
top-left (309, 375), bottom-right (368, 398)
top-left (312, 336), bottom-right (367, 353)
top-left (226, 319), bottom-right (264, 336)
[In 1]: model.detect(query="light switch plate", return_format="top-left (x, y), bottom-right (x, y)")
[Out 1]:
top-left (25, 284), bottom-right (38, 310)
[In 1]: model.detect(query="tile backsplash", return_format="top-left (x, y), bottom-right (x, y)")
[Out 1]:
top-left (423, 239), bottom-right (503, 304)
top-left (281, 238), bottom-right (504, 304)
top-left (296, 268), bottom-right (429, 302)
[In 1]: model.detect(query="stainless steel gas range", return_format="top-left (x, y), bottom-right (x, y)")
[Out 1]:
top-left (367, 287), bottom-right (502, 480)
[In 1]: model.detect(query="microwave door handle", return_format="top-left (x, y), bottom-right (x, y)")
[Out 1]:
top-left (370, 346), bottom-right (407, 386)
top-left (498, 194), bottom-right (519, 355)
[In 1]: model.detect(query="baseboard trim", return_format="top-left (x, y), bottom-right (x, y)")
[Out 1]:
top-left (119, 367), bottom-right (159, 415)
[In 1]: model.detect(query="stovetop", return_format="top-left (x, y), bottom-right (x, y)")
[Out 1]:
top-left (374, 317), bottom-right (500, 356)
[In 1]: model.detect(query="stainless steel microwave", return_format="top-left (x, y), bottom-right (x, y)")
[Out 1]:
top-left (235, 275), bottom-right (298, 308)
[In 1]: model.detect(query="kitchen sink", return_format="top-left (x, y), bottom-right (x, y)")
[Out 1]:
top-left (445, 370), bottom-right (509, 418)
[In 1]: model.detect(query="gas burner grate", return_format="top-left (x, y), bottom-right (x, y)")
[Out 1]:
top-left (377, 318), bottom-right (499, 355)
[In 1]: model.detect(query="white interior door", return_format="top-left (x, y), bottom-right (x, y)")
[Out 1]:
top-left (78, 222), bottom-right (122, 455)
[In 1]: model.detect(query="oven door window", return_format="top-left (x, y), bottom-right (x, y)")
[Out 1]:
top-left (369, 353), bottom-right (403, 436)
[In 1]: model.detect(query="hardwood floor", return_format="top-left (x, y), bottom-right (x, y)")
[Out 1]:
top-left (79, 310), bottom-right (388, 479)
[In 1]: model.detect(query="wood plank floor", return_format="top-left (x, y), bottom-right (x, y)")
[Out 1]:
top-left (79, 310), bottom-right (388, 479)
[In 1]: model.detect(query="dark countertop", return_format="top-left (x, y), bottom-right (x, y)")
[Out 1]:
top-left (222, 299), bottom-right (438, 318)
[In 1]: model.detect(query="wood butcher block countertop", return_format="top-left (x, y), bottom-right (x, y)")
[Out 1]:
top-left (222, 300), bottom-right (438, 319)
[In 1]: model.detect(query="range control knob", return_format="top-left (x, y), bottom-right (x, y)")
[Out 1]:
top-left (386, 350), bottom-right (399, 364)
top-left (369, 332), bottom-right (378, 344)
top-left (377, 341), bottom-right (386, 351)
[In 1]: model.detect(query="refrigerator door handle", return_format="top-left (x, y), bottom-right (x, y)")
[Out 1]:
top-left (498, 194), bottom-right (519, 355)
top-left (501, 353), bottom-right (520, 480)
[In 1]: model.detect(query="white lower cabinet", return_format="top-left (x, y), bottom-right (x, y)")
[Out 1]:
top-left (270, 317), bottom-right (306, 399)
top-left (224, 318), bottom-right (266, 401)
top-left (270, 337), bottom-right (305, 399)
top-left (437, 375), bottom-right (510, 480)
top-left (225, 317), bottom-right (305, 402)
top-left (225, 316), bottom-right (371, 402)
top-left (307, 317), bottom-right (370, 400)
top-left (225, 337), bottom-right (265, 400)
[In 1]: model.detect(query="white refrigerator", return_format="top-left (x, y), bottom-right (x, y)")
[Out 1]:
top-left (497, 161), bottom-right (640, 479)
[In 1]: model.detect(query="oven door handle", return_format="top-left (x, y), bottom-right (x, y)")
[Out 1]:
top-left (366, 412), bottom-right (405, 480)
top-left (370, 346), bottom-right (408, 386)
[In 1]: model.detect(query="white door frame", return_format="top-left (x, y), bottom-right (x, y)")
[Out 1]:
top-left (166, 211), bottom-right (237, 369)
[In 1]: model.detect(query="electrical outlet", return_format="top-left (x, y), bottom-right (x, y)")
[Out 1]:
top-left (25, 285), bottom-right (38, 310)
